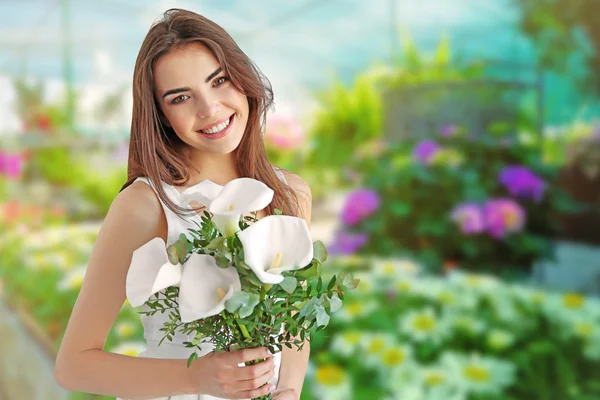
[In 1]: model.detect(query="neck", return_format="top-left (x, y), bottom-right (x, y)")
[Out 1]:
top-left (185, 149), bottom-right (240, 187)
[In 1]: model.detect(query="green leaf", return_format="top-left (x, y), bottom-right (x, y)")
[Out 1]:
top-left (224, 291), bottom-right (260, 316)
top-left (215, 254), bottom-right (231, 268)
top-left (274, 208), bottom-right (283, 215)
top-left (279, 276), bottom-right (298, 294)
top-left (315, 305), bottom-right (330, 327)
top-left (328, 294), bottom-right (342, 313)
top-left (295, 261), bottom-right (319, 280)
top-left (313, 241), bottom-right (328, 263)
top-left (327, 275), bottom-right (336, 291)
top-left (206, 237), bottom-right (227, 251)
top-left (186, 352), bottom-right (198, 368)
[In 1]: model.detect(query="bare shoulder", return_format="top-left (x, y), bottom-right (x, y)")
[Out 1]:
top-left (277, 168), bottom-right (312, 226)
top-left (107, 181), bottom-right (166, 235)
top-left (278, 168), bottom-right (312, 201)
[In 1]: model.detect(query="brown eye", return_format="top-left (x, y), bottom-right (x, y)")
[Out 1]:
top-left (171, 95), bottom-right (189, 104)
top-left (213, 76), bottom-right (229, 87)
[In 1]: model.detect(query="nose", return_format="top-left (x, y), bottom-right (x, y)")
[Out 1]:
top-left (196, 92), bottom-right (220, 119)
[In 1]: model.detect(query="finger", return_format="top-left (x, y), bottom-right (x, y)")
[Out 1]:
top-left (237, 356), bottom-right (274, 379)
top-left (237, 382), bottom-right (276, 399)
top-left (236, 366), bottom-right (275, 391)
top-left (230, 347), bottom-right (272, 365)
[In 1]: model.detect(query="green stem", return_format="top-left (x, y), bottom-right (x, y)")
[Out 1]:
top-left (236, 317), bottom-right (251, 339)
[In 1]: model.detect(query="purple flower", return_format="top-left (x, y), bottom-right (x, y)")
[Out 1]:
top-left (329, 230), bottom-right (369, 255)
top-left (450, 202), bottom-right (485, 235)
top-left (483, 198), bottom-right (526, 239)
top-left (498, 165), bottom-right (546, 203)
top-left (440, 125), bottom-right (458, 137)
top-left (341, 189), bottom-right (381, 226)
top-left (412, 140), bottom-right (441, 164)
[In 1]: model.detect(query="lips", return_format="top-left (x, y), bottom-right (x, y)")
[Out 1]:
top-left (197, 114), bottom-right (234, 133)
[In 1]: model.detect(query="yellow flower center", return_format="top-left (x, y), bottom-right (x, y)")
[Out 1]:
top-left (465, 275), bottom-right (481, 286)
top-left (530, 291), bottom-right (546, 304)
top-left (216, 287), bottom-right (227, 301)
top-left (438, 291), bottom-right (456, 304)
top-left (383, 263), bottom-right (395, 275)
top-left (342, 332), bottom-right (362, 345)
top-left (122, 349), bottom-right (140, 357)
top-left (382, 348), bottom-right (405, 366)
top-left (268, 251), bottom-right (283, 272)
top-left (463, 365), bottom-right (490, 382)
top-left (488, 331), bottom-right (511, 350)
top-left (413, 314), bottom-right (436, 332)
top-left (69, 276), bottom-right (84, 290)
top-left (228, 204), bottom-right (235, 211)
top-left (425, 372), bottom-right (445, 386)
top-left (575, 322), bottom-right (594, 338)
top-left (396, 281), bottom-right (411, 291)
top-left (315, 364), bottom-right (346, 386)
top-left (346, 303), bottom-right (363, 316)
top-left (503, 211), bottom-right (519, 228)
top-left (116, 324), bottom-right (134, 337)
top-left (563, 293), bottom-right (584, 309)
top-left (367, 338), bottom-right (385, 354)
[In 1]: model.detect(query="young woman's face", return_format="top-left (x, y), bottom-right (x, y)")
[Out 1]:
top-left (153, 42), bottom-right (249, 155)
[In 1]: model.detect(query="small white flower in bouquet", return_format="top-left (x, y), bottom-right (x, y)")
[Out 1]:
top-left (125, 177), bottom-right (359, 400)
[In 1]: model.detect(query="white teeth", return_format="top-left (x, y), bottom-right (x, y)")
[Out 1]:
top-left (201, 117), bottom-right (231, 134)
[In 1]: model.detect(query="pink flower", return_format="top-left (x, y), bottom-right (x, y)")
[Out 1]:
top-left (450, 203), bottom-right (485, 235)
top-left (483, 198), bottom-right (526, 239)
top-left (265, 112), bottom-right (304, 150)
top-left (0, 151), bottom-right (24, 180)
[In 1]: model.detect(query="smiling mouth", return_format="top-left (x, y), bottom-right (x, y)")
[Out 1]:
top-left (198, 115), bottom-right (233, 135)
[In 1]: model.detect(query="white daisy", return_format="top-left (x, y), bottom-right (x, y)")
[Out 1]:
top-left (486, 329), bottom-right (516, 351)
top-left (312, 363), bottom-right (352, 400)
top-left (110, 341), bottom-right (146, 357)
top-left (330, 330), bottom-right (365, 358)
top-left (441, 352), bottom-right (515, 396)
top-left (114, 321), bottom-right (137, 339)
top-left (57, 266), bottom-right (87, 292)
top-left (335, 299), bottom-right (376, 322)
top-left (399, 307), bottom-right (450, 344)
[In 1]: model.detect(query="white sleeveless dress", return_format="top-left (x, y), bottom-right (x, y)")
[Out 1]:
top-left (118, 170), bottom-right (287, 400)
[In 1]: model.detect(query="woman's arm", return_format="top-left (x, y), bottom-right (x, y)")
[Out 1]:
top-left (276, 172), bottom-right (313, 398)
top-left (54, 183), bottom-right (198, 399)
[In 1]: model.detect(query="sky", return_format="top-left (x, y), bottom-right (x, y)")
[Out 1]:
top-left (0, 0), bottom-right (540, 136)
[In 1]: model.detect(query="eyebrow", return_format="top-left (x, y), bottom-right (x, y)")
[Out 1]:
top-left (161, 67), bottom-right (223, 99)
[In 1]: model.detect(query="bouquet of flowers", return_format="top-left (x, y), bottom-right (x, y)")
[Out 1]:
top-left (125, 178), bottom-right (358, 400)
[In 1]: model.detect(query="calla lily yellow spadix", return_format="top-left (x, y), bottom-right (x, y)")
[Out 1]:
top-left (179, 178), bottom-right (274, 238)
top-left (126, 238), bottom-right (241, 322)
top-left (238, 215), bottom-right (314, 284)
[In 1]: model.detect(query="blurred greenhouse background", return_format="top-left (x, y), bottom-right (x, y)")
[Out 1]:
top-left (1, 0), bottom-right (600, 399)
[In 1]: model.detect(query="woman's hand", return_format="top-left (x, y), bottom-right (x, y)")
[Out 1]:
top-left (190, 347), bottom-right (276, 399)
top-left (272, 388), bottom-right (299, 400)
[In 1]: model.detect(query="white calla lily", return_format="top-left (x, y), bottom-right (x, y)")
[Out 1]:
top-left (178, 178), bottom-right (274, 238)
top-left (126, 237), bottom-right (182, 307)
top-left (237, 215), bottom-right (313, 284)
top-left (179, 180), bottom-right (223, 208)
top-left (209, 178), bottom-right (274, 237)
top-left (179, 254), bottom-right (241, 322)
top-left (125, 239), bottom-right (242, 321)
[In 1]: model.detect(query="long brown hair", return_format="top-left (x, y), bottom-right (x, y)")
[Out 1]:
top-left (121, 8), bottom-right (299, 218)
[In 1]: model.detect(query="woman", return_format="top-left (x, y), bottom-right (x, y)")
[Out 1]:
top-left (54, 8), bottom-right (311, 400)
